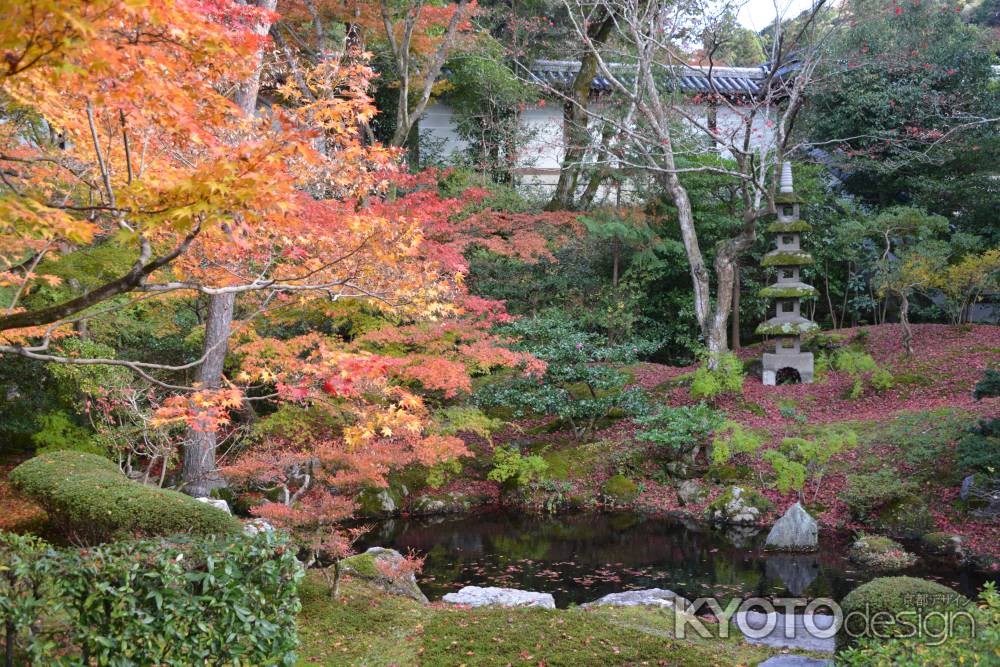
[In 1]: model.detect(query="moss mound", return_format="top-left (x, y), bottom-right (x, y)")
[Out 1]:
top-left (840, 576), bottom-right (971, 646)
top-left (849, 535), bottom-right (917, 571)
top-left (601, 474), bottom-right (639, 504)
top-left (10, 450), bottom-right (240, 543)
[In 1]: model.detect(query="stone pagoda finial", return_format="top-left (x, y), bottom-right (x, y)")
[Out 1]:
top-left (756, 161), bottom-right (819, 385)
top-left (780, 161), bottom-right (794, 194)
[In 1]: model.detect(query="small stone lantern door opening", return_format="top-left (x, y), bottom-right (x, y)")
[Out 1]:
top-left (756, 163), bottom-right (819, 386)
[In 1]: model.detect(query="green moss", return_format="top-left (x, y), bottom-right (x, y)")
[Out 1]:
top-left (765, 219), bottom-right (813, 233)
top-left (774, 191), bottom-right (806, 205)
top-left (601, 474), bottom-right (639, 503)
top-left (921, 532), bottom-right (962, 557)
top-left (755, 320), bottom-right (820, 336)
top-left (297, 576), bottom-right (784, 666)
top-left (761, 249), bottom-right (814, 267)
top-left (9, 451), bottom-right (240, 542)
top-left (872, 494), bottom-right (935, 538)
top-left (758, 284), bottom-right (818, 298)
top-left (849, 535), bottom-right (917, 570)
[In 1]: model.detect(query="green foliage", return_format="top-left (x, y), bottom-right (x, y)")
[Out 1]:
top-left (956, 418), bottom-right (1000, 476)
top-left (974, 370), bottom-right (1000, 400)
top-left (843, 468), bottom-right (915, 519)
top-left (763, 450), bottom-right (807, 495)
top-left (635, 402), bottom-right (725, 467)
top-left (689, 352), bottom-right (744, 400)
top-left (30, 411), bottom-right (104, 456)
top-left (0, 530), bottom-right (302, 665)
top-left (430, 406), bottom-right (504, 442)
top-left (838, 576), bottom-right (971, 647)
top-left (487, 445), bottom-right (549, 489)
top-left (833, 348), bottom-right (893, 397)
top-left (475, 314), bottom-right (653, 440)
top-left (839, 582), bottom-right (999, 665)
top-left (710, 421), bottom-right (764, 467)
top-left (10, 451), bottom-right (240, 542)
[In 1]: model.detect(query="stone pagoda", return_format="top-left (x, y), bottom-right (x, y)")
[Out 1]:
top-left (757, 162), bottom-right (818, 385)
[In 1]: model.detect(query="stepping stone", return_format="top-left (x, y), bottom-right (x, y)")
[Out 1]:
top-left (735, 611), bottom-right (837, 653)
top-left (442, 586), bottom-right (555, 609)
top-left (757, 657), bottom-right (834, 667)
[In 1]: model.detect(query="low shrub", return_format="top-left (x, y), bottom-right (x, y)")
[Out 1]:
top-left (487, 445), bottom-right (549, 490)
top-left (10, 450), bottom-right (240, 542)
top-left (839, 576), bottom-right (973, 648)
top-left (689, 352), bottom-right (744, 400)
top-left (843, 468), bottom-right (914, 519)
top-left (635, 402), bottom-right (724, 470)
top-left (957, 417), bottom-right (1000, 475)
top-left (839, 582), bottom-right (999, 666)
top-left (0, 530), bottom-right (302, 665)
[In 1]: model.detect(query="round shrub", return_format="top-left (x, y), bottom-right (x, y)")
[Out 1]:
top-left (9, 450), bottom-right (240, 542)
top-left (840, 576), bottom-right (971, 647)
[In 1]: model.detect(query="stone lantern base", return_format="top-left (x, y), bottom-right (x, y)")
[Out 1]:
top-left (762, 351), bottom-right (814, 386)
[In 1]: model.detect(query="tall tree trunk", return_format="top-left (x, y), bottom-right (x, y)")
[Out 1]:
top-left (730, 262), bottom-right (741, 350)
top-left (182, 292), bottom-right (236, 496)
top-left (547, 12), bottom-right (616, 210)
top-left (182, 0), bottom-right (275, 496)
top-left (899, 292), bottom-right (913, 355)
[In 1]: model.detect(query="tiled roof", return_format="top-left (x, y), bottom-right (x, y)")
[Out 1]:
top-left (529, 60), bottom-right (769, 95)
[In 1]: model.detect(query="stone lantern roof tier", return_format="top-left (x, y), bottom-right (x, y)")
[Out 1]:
top-left (759, 282), bottom-right (818, 299)
top-left (762, 249), bottom-right (814, 267)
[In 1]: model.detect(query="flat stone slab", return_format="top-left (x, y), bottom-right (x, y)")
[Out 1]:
top-left (442, 586), bottom-right (555, 609)
top-left (757, 657), bottom-right (833, 667)
top-left (581, 588), bottom-right (689, 609)
top-left (735, 611), bottom-right (837, 653)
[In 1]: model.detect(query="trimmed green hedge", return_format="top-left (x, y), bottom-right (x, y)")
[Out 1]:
top-left (10, 450), bottom-right (240, 542)
top-left (0, 530), bottom-right (303, 665)
top-left (840, 576), bottom-right (971, 647)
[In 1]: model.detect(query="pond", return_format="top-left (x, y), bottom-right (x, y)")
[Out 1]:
top-left (359, 510), bottom-right (997, 608)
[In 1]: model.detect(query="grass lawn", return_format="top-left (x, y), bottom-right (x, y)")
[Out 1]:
top-left (296, 573), bottom-right (791, 666)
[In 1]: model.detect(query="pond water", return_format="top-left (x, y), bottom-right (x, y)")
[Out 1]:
top-left (359, 510), bottom-right (997, 608)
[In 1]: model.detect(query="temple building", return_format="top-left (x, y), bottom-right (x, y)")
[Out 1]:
top-left (757, 162), bottom-right (819, 385)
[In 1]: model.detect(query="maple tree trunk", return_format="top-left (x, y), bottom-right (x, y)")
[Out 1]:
top-left (899, 292), bottom-right (914, 355)
top-left (183, 292), bottom-right (235, 496)
top-left (182, 0), bottom-right (274, 496)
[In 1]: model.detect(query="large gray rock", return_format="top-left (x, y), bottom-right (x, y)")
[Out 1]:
top-left (341, 547), bottom-right (428, 603)
top-left (735, 610), bottom-right (837, 653)
top-left (442, 586), bottom-right (555, 609)
top-left (582, 588), bottom-right (689, 609)
top-left (757, 657), bottom-right (833, 667)
top-left (195, 497), bottom-right (231, 514)
top-left (765, 503), bottom-right (818, 551)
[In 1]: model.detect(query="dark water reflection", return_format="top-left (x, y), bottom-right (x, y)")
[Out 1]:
top-left (358, 510), bottom-right (997, 608)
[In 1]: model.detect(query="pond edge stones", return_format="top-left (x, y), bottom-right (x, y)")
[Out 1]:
top-left (765, 502), bottom-right (818, 551)
top-left (442, 585), bottom-right (555, 609)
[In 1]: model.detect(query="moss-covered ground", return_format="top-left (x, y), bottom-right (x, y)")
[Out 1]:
top-left (296, 574), bottom-right (787, 666)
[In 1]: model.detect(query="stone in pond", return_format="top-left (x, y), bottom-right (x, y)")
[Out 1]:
top-left (195, 497), bottom-right (231, 514)
top-left (341, 547), bottom-right (429, 603)
top-left (735, 610), bottom-right (837, 653)
top-left (442, 586), bottom-right (555, 609)
top-left (765, 503), bottom-right (817, 551)
top-left (677, 479), bottom-right (705, 506)
top-left (581, 588), bottom-right (689, 609)
top-left (757, 657), bottom-right (833, 667)
top-left (707, 486), bottom-right (765, 525)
